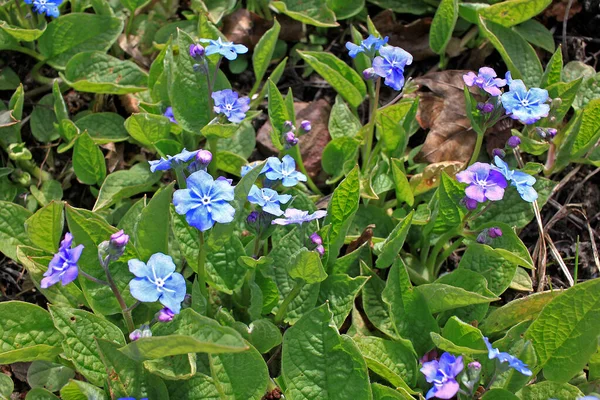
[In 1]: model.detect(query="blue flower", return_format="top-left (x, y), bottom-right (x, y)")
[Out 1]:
top-left (199, 37), bottom-right (248, 60)
top-left (501, 79), bottom-right (550, 124)
top-left (265, 155), bottom-right (307, 187)
top-left (41, 233), bottom-right (83, 289)
top-left (241, 161), bottom-right (270, 177)
top-left (164, 106), bottom-right (176, 124)
top-left (493, 156), bottom-right (538, 202)
top-left (128, 253), bottom-right (186, 314)
top-left (247, 185), bottom-right (292, 216)
top-left (483, 337), bottom-right (532, 376)
top-left (372, 46), bottom-right (413, 91)
top-left (212, 89), bottom-right (250, 123)
top-left (456, 162), bottom-right (507, 203)
top-left (463, 67), bottom-right (506, 97)
top-left (149, 149), bottom-right (198, 173)
top-left (420, 352), bottom-right (464, 399)
top-left (25, 0), bottom-right (62, 17)
top-left (271, 208), bottom-right (327, 226)
top-left (345, 35), bottom-right (389, 58)
top-left (173, 170), bottom-right (236, 232)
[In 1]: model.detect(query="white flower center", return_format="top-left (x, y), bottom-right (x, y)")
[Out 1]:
top-left (155, 278), bottom-right (165, 287)
top-left (520, 99), bottom-right (530, 107)
top-left (202, 196), bottom-right (211, 205)
top-left (225, 103), bottom-right (233, 111)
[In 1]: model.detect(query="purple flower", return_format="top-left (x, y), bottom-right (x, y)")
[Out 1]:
top-left (420, 352), bottom-right (464, 399)
top-left (164, 106), bottom-right (176, 124)
top-left (483, 337), bottom-right (532, 376)
top-left (493, 156), bottom-right (538, 203)
top-left (265, 155), bottom-right (307, 187)
top-left (546, 128), bottom-right (557, 138)
top-left (189, 149), bottom-right (213, 172)
top-left (189, 44), bottom-right (205, 58)
top-left (247, 185), bottom-right (292, 216)
top-left (128, 253), bottom-right (186, 314)
top-left (25, 0), bottom-right (62, 17)
top-left (372, 46), bottom-right (413, 91)
top-left (346, 35), bottom-right (389, 58)
top-left (199, 37), bottom-right (248, 61)
top-left (157, 307), bottom-right (175, 322)
top-left (507, 136), bottom-right (521, 148)
top-left (272, 208), bottom-right (327, 226)
top-left (456, 163), bottom-right (507, 203)
top-left (285, 131), bottom-right (298, 147)
top-left (468, 361), bottom-right (481, 370)
top-left (247, 211), bottom-right (259, 224)
top-left (41, 233), bottom-right (84, 289)
top-left (310, 232), bottom-right (323, 245)
top-left (300, 120), bottom-right (311, 132)
top-left (501, 79), bottom-right (550, 124)
top-left (212, 89), bottom-right (250, 123)
top-left (110, 230), bottom-right (129, 247)
top-left (488, 227), bottom-right (502, 238)
top-left (463, 67), bottom-right (506, 97)
top-left (173, 170), bottom-right (236, 231)
top-left (149, 148), bottom-right (198, 173)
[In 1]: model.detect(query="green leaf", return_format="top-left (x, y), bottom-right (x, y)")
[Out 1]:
top-left (473, 222), bottom-right (534, 269)
top-left (0, 301), bottom-right (62, 364)
top-left (120, 0), bottom-right (150, 12)
top-left (355, 336), bottom-right (418, 391)
top-left (171, 205), bottom-right (200, 269)
top-left (382, 259), bottom-right (439, 355)
top-left (371, 383), bottom-right (414, 400)
top-left (366, 0), bottom-right (430, 14)
top-left (540, 47), bottom-right (563, 87)
top-left (479, 17), bottom-right (543, 87)
top-left (135, 183), bottom-right (174, 261)
top-left (459, 243), bottom-right (517, 296)
top-left (30, 94), bottom-right (59, 143)
top-left (0, 373), bottom-right (13, 400)
top-left (60, 379), bottom-right (108, 400)
top-left (321, 137), bottom-right (361, 181)
top-left (431, 172), bottom-right (464, 234)
top-left (27, 361), bottom-right (74, 392)
top-left (171, 29), bottom-right (211, 133)
top-left (216, 120), bottom-right (256, 159)
top-left (125, 113), bottom-right (173, 148)
top-left (545, 78), bottom-right (582, 122)
top-left (62, 52), bottom-right (147, 94)
top-left (375, 211), bottom-right (413, 269)
top-left (25, 388), bottom-right (60, 400)
top-left (205, 235), bottom-right (248, 293)
top-left (515, 381), bottom-right (584, 400)
top-left (429, 0), bottom-right (458, 55)
top-left (574, 72), bottom-right (600, 109)
top-left (75, 112), bottom-right (128, 144)
top-left (329, 95), bottom-right (362, 139)
top-left (253, 19), bottom-right (280, 84)
top-left (201, 123), bottom-right (239, 140)
top-left (324, 166), bottom-right (360, 266)
top-left (94, 163), bottom-right (161, 211)
top-left (0, 200), bottom-right (32, 261)
top-left (271, 0), bottom-right (338, 28)
top-left (121, 309), bottom-right (248, 361)
top-left (482, 389), bottom-right (520, 400)
top-left (73, 132), bottom-right (106, 186)
top-left (209, 344), bottom-right (269, 400)
top-left (571, 99), bottom-right (600, 158)
top-left (165, 373), bottom-right (219, 399)
top-left (243, 319), bottom-right (282, 354)
top-left (144, 353), bottom-right (196, 381)
top-left (38, 13), bottom-right (123, 69)
top-left (361, 263), bottom-right (397, 337)
top-left (215, 150), bottom-right (247, 175)
top-left (287, 248), bottom-right (328, 284)
top-left (0, 20), bottom-right (46, 42)
top-left (30, 180), bottom-right (63, 207)
top-left (49, 306), bottom-right (125, 385)
top-left (525, 278), bottom-right (600, 382)
top-left (509, 267), bottom-right (533, 291)
top-left (326, 0), bottom-right (364, 19)
top-left (297, 51), bottom-right (366, 108)
top-left (282, 304), bottom-right (371, 400)
top-left (514, 19), bottom-right (555, 53)
top-left (25, 201), bottom-right (64, 253)
top-left (391, 159), bottom-right (414, 207)
top-left (479, 0), bottom-right (552, 28)
top-left (431, 316), bottom-right (488, 355)
top-left (318, 274), bottom-right (368, 328)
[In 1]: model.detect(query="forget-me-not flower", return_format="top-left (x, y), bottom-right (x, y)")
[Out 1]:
top-left (173, 170), bottom-right (236, 231)
top-left (420, 352), bottom-right (464, 399)
top-left (247, 185), bottom-right (291, 216)
top-left (212, 89), bottom-right (250, 123)
top-left (25, 0), bottom-right (62, 17)
top-left (41, 233), bottom-right (84, 289)
top-left (483, 337), bottom-right (532, 376)
top-left (501, 78), bottom-right (549, 124)
top-left (241, 161), bottom-right (270, 177)
top-left (372, 45), bottom-right (413, 91)
top-left (346, 35), bottom-right (389, 58)
top-left (128, 253), bottom-right (186, 314)
top-left (493, 156), bottom-right (538, 202)
top-left (199, 37), bottom-right (248, 60)
top-left (463, 67), bottom-right (506, 97)
top-left (456, 162), bottom-right (507, 203)
top-left (271, 208), bottom-right (327, 226)
top-left (149, 148), bottom-right (198, 173)
top-left (164, 106), bottom-right (176, 124)
top-left (265, 155), bottom-right (307, 187)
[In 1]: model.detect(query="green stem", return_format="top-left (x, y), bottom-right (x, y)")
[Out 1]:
top-left (253, 236), bottom-right (261, 258)
top-left (468, 131), bottom-right (485, 166)
top-left (100, 255), bottom-right (135, 332)
top-left (126, 11), bottom-right (135, 35)
top-left (79, 270), bottom-right (109, 286)
top-left (288, 145), bottom-right (322, 195)
top-left (433, 237), bottom-right (464, 276)
top-left (14, 0), bottom-right (34, 29)
top-left (31, 61), bottom-right (55, 85)
top-left (11, 45), bottom-right (45, 62)
top-left (16, 159), bottom-right (52, 182)
top-left (174, 167), bottom-right (187, 189)
top-left (362, 78), bottom-right (381, 173)
top-left (197, 231), bottom-right (208, 299)
top-left (426, 229), bottom-right (458, 280)
top-left (208, 138), bottom-right (218, 175)
top-left (274, 279), bottom-right (305, 325)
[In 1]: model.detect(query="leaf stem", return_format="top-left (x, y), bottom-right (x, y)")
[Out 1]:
top-left (197, 230), bottom-right (208, 299)
top-left (174, 167), bottom-right (187, 189)
top-left (426, 229), bottom-right (458, 280)
top-left (287, 144), bottom-right (322, 195)
top-left (208, 138), bottom-right (218, 175)
top-left (79, 270), bottom-right (109, 286)
top-left (468, 130), bottom-right (485, 166)
top-left (362, 78), bottom-right (381, 173)
top-left (31, 61), bottom-right (55, 85)
top-left (98, 255), bottom-right (135, 332)
top-left (274, 279), bottom-right (305, 325)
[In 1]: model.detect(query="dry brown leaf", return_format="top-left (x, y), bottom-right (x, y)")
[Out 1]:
top-left (372, 11), bottom-right (436, 61)
top-left (410, 161), bottom-right (464, 196)
top-left (544, 0), bottom-right (582, 21)
top-left (256, 99), bottom-right (331, 179)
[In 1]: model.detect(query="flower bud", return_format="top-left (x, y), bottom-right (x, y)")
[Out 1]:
top-left (462, 197), bottom-right (478, 211)
top-left (476, 232), bottom-right (487, 244)
top-left (197, 149), bottom-right (212, 165)
top-left (300, 120), bottom-right (312, 132)
top-left (129, 329), bottom-right (142, 341)
top-left (535, 127), bottom-right (546, 139)
top-left (285, 131), bottom-right (298, 147)
top-left (468, 361), bottom-right (481, 370)
top-left (310, 232), bottom-right (323, 245)
top-left (283, 120), bottom-right (294, 133)
top-left (189, 44), bottom-right (205, 58)
top-left (492, 148), bottom-right (505, 159)
top-left (488, 227), bottom-right (503, 238)
top-left (129, 325), bottom-right (152, 341)
top-left (157, 307), bottom-right (175, 322)
top-left (315, 244), bottom-right (325, 256)
top-left (507, 136), bottom-right (521, 148)
top-left (546, 128), bottom-right (557, 139)
top-left (247, 211), bottom-right (259, 224)
top-left (462, 361), bottom-right (483, 392)
top-left (111, 230), bottom-right (129, 247)
top-left (105, 229), bottom-right (129, 261)
top-left (482, 103), bottom-right (494, 113)
top-left (476, 102), bottom-right (485, 111)
top-left (362, 68), bottom-right (376, 80)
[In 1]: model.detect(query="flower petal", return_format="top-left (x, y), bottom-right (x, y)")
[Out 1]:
top-left (433, 379), bottom-right (459, 399)
top-left (147, 253), bottom-right (176, 278)
top-left (129, 278), bottom-right (161, 303)
top-left (210, 201), bottom-right (236, 223)
top-left (186, 206), bottom-right (214, 232)
top-left (173, 188), bottom-right (200, 215)
top-left (465, 184), bottom-right (487, 203)
top-left (60, 266), bottom-right (79, 286)
top-left (129, 259), bottom-right (151, 278)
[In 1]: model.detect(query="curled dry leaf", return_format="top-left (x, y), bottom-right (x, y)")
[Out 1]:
top-left (543, 0), bottom-right (583, 21)
top-left (256, 99), bottom-right (331, 179)
top-left (222, 9), bottom-right (302, 50)
top-left (410, 161), bottom-right (464, 196)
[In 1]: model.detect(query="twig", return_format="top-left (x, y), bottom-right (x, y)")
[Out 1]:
top-left (562, 0), bottom-right (574, 62)
top-left (544, 233), bottom-right (574, 287)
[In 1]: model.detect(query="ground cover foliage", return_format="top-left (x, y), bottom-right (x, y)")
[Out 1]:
top-left (0, 0), bottom-right (600, 398)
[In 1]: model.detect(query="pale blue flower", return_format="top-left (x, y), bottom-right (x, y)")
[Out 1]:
top-left (501, 79), bottom-right (549, 124)
top-left (149, 149), bottom-right (198, 172)
top-left (420, 352), bottom-right (464, 399)
top-left (128, 253), bottom-right (186, 314)
top-left (265, 155), bottom-right (307, 187)
top-left (25, 0), bottom-right (62, 17)
top-left (372, 45), bottom-right (413, 91)
top-left (247, 185), bottom-right (291, 216)
top-left (173, 170), bottom-right (235, 231)
top-left (212, 89), bottom-right (250, 123)
top-left (345, 35), bottom-right (389, 58)
top-left (199, 37), bottom-right (248, 60)
top-left (493, 156), bottom-right (538, 202)
top-left (271, 208), bottom-right (327, 226)
top-left (241, 161), bottom-right (270, 177)
top-left (41, 233), bottom-right (83, 289)
top-left (164, 107), bottom-right (176, 124)
top-left (483, 337), bottom-right (532, 376)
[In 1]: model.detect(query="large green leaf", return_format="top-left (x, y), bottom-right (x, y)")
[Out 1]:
top-left (49, 306), bottom-right (125, 385)
top-left (0, 20), bottom-right (46, 42)
top-left (281, 304), bottom-right (371, 399)
top-left (318, 274), bottom-right (368, 328)
top-left (516, 381), bottom-right (584, 399)
top-left (24, 201), bottom-right (64, 253)
top-left (60, 379), bottom-right (108, 400)
top-left (572, 99), bottom-right (600, 158)
top-left (135, 183), bottom-right (174, 261)
top-left (205, 235), bottom-right (248, 293)
top-left (27, 360), bottom-right (74, 392)
top-left (0, 301), bottom-right (62, 364)
top-left (93, 163), bottom-right (161, 211)
top-left (165, 373), bottom-right (219, 399)
top-left (525, 278), bottom-right (600, 382)
top-left (329, 95), bottom-right (361, 139)
top-left (374, 211), bottom-right (413, 270)
top-left (75, 112), bottom-right (128, 144)
top-left (479, 0), bottom-right (552, 27)
top-left (459, 243), bottom-right (517, 296)
top-left (271, 0), bottom-right (338, 27)
top-left (0, 201), bottom-right (32, 261)
top-left (429, 0), bottom-right (458, 55)
top-left (287, 248), bottom-right (328, 284)
top-left (38, 13), bottom-right (123, 69)
top-left (252, 19), bottom-right (280, 84)
top-left (73, 132), bottom-right (106, 186)
top-left (361, 263), bottom-right (397, 337)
